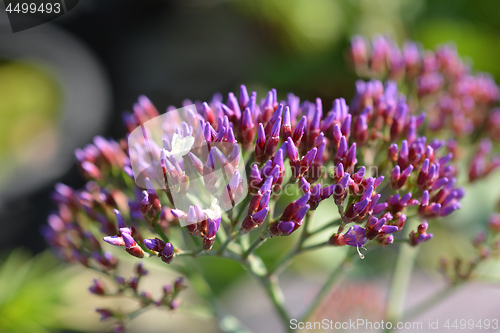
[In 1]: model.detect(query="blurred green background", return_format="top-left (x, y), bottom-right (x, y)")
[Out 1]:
top-left (2, 0), bottom-right (500, 332)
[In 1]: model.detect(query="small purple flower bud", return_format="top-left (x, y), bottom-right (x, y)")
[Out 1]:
top-left (369, 194), bottom-right (382, 212)
top-left (273, 148), bottom-right (284, 170)
top-left (296, 192), bottom-right (311, 208)
top-left (103, 236), bottom-right (125, 247)
top-left (144, 238), bottom-right (165, 252)
top-left (391, 165), bottom-right (401, 187)
top-left (249, 164), bottom-right (262, 192)
top-left (353, 167), bottom-right (365, 184)
top-left (367, 216), bottom-right (383, 229)
top-left (260, 160), bottom-right (273, 179)
top-left (89, 279), bottom-right (106, 295)
top-left (187, 206), bottom-right (198, 225)
top-left (396, 164), bottom-right (413, 189)
top-left (333, 173), bottom-right (350, 206)
top-left (265, 104), bottom-right (283, 135)
top-left (406, 116), bottom-right (417, 143)
top-left (314, 140), bottom-right (326, 163)
top-left (388, 143), bottom-right (398, 162)
top-left (300, 147), bottom-right (317, 173)
top-left (282, 106), bottom-right (292, 141)
top-left (113, 209), bottom-right (127, 229)
top-left (277, 221), bottom-right (295, 235)
top-left (354, 198), bottom-right (370, 215)
top-left (398, 140), bottom-right (409, 169)
top-left (439, 203), bottom-right (461, 217)
top-left (432, 177), bottom-right (449, 191)
top-left (254, 123), bottom-right (266, 162)
top-left (388, 194), bottom-right (400, 206)
top-left (260, 91), bottom-right (274, 122)
top-left (380, 225), bottom-right (399, 235)
top-left (239, 108), bottom-right (255, 146)
top-left (308, 99), bottom-right (322, 144)
top-left (281, 192), bottom-right (311, 222)
top-left (292, 116), bottom-right (307, 146)
top-left (361, 185), bottom-right (374, 202)
top-left (334, 163), bottom-right (345, 182)
top-left (350, 35), bottom-right (368, 67)
top-left (320, 184), bottom-right (335, 200)
top-left (287, 137), bottom-right (299, 162)
top-left (253, 207), bottom-right (269, 226)
top-left (188, 152), bottom-right (204, 174)
top-left (374, 176), bottom-right (384, 188)
top-left (161, 243), bottom-right (174, 263)
top-left (345, 143), bottom-right (357, 169)
top-left (171, 209), bottom-right (187, 219)
top-left (239, 85), bottom-right (249, 110)
top-left (122, 233), bottom-right (144, 258)
top-left (400, 192), bottom-right (412, 206)
top-left (121, 232), bottom-right (136, 248)
top-left (354, 114), bottom-right (368, 145)
top-left (299, 177), bottom-right (311, 193)
top-left (136, 262), bottom-right (148, 277)
top-left (81, 161), bottom-right (102, 180)
top-left (144, 178), bottom-right (161, 213)
top-left (337, 136), bottom-right (347, 161)
top-left (163, 284), bottom-right (173, 295)
top-left (410, 221), bottom-right (433, 246)
top-left (321, 112), bottom-right (335, 133)
top-left (380, 234), bottom-right (395, 246)
top-left (260, 175), bottom-right (274, 194)
top-left (292, 204), bottom-right (310, 225)
top-left (332, 123), bottom-right (342, 148)
top-left (96, 308), bottom-right (114, 321)
top-left (341, 114), bottom-right (352, 138)
top-left (264, 117), bottom-right (281, 157)
top-left (417, 158), bottom-right (430, 189)
top-left (227, 92), bottom-right (241, 119)
top-left (391, 101), bottom-right (408, 140)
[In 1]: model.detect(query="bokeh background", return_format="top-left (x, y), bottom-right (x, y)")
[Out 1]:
top-left (1, 0), bottom-right (500, 332)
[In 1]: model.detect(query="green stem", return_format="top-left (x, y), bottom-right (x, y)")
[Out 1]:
top-left (127, 305), bottom-right (151, 321)
top-left (385, 219), bottom-right (420, 331)
top-left (232, 195), bottom-right (252, 229)
top-left (402, 283), bottom-right (462, 321)
top-left (299, 248), bottom-right (354, 322)
top-left (218, 231), bottom-right (242, 255)
top-left (269, 246), bottom-right (297, 276)
top-left (298, 211), bottom-right (314, 248)
top-left (261, 275), bottom-right (292, 333)
top-left (180, 258), bottom-right (254, 333)
top-left (153, 220), bottom-right (170, 244)
top-left (270, 212), bottom-right (316, 275)
top-left (243, 233), bottom-right (269, 260)
top-left (309, 218), bottom-right (342, 236)
top-left (300, 241), bottom-right (329, 252)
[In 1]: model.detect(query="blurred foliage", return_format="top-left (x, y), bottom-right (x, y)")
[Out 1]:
top-left (0, 250), bottom-right (71, 333)
top-left (0, 60), bottom-right (62, 182)
top-left (234, 0), bottom-right (500, 104)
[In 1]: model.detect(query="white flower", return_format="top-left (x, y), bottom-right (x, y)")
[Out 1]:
top-left (204, 199), bottom-right (221, 219)
top-left (164, 133), bottom-right (195, 163)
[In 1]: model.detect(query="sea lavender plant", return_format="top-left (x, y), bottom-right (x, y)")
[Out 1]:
top-left (43, 36), bottom-right (500, 332)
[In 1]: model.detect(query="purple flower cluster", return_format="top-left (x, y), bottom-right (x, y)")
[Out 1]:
top-left (350, 35), bottom-right (499, 139)
top-left (46, 81), bottom-right (468, 268)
